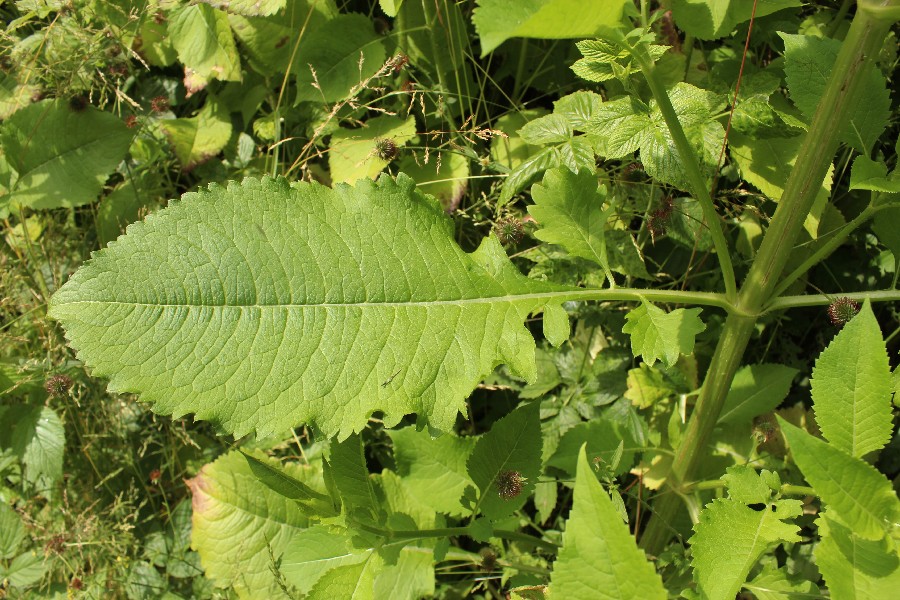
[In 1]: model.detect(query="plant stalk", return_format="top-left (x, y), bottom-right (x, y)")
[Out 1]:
top-left (634, 50), bottom-right (737, 301)
top-left (639, 2), bottom-right (899, 555)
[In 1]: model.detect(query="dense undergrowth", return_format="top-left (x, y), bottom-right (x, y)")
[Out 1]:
top-left (2, 1), bottom-right (900, 598)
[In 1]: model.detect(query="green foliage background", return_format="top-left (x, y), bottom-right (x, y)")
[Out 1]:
top-left (1, 0), bottom-right (899, 598)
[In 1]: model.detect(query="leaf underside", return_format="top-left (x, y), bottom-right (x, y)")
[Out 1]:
top-left (50, 175), bottom-right (572, 439)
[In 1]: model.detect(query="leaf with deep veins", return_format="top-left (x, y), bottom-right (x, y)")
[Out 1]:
top-left (49, 175), bottom-right (573, 438)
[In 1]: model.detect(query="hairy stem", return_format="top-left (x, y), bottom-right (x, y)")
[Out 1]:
top-left (639, 3), bottom-right (899, 555)
top-left (633, 49), bottom-right (738, 301)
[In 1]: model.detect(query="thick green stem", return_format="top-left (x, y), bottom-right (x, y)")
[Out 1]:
top-left (634, 51), bottom-right (737, 301)
top-left (639, 3), bottom-right (899, 555)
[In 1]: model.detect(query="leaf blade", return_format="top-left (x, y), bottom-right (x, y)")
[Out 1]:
top-left (50, 175), bottom-right (572, 439)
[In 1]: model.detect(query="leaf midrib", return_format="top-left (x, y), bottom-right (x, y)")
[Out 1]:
top-left (55, 290), bottom-right (586, 309)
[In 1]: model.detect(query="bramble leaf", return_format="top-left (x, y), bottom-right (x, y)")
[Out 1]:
top-left (815, 513), bottom-right (900, 599)
top-left (549, 445), bottom-right (665, 599)
top-left (0, 99), bottom-right (132, 214)
top-left (572, 37), bottom-right (669, 83)
top-left (779, 418), bottom-right (900, 539)
top-left (780, 33), bottom-right (890, 154)
top-left (622, 300), bottom-right (705, 368)
top-left (466, 402), bottom-right (542, 519)
top-left (472, 0), bottom-right (630, 57)
top-left (229, 0), bottom-right (337, 74)
top-left (690, 497), bottom-right (801, 600)
top-left (50, 175), bottom-right (572, 439)
top-left (588, 83), bottom-right (725, 191)
top-left (812, 300), bottom-right (893, 457)
top-left (718, 364), bottom-right (798, 425)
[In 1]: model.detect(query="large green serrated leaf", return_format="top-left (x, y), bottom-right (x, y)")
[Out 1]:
top-left (50, 175), bottom-right (571, 439)
top-left (466, 402), bottom-right (542, 520)
top-left (169, 4), bottom-right (241, 84)
top-left (671, 0), bottom-right (801, 40)
top-left (187, 451), bottom-right (322, 598)
top-left (780, 33), bottom-right (889, 154)
top-left (815, 513), bottom-right (900, 599)
top-left (622, 300), bottom-right (705, 368)
top-left (718, 364), bottom-right (798, 425)
top-left (293, 13), bottom-right (386, 104)
top-left (812, 301), bottom-right (893, 458)
top-left (779, 418), bottom-right (900, 539)
top-left (550, 445), bottom-right (665, 599)
top-left (690, 497), bottom-right (801, 600)
top-left (1, 99), bottom-right (133, 213)
top-left (473, 0), bottom-right (629, 56)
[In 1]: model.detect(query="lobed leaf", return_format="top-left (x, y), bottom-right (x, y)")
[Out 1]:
top-left (811, 300), bottom-right (893, 457)
top-left (549, 445), bottom-right (665, 599)
top-left (690, 497), bottom-right (801, 599)
top-left (622, 300), bottom-right (705, 368)
top-left (50, 175), bottom-right (572, 439)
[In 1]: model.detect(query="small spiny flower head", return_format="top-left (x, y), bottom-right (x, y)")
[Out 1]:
top-left (374, 137), bottom-right (398, 161)
top-left (493, 216), bottom-right (524, 246)
top-left (479, 547), bottom-right (497, 570)
top-left (150, 95), bottom-right (169, 113)
top-left (827, 297), bottom-right (860, 326)
top-left (124, 114), bottom-right (139, 129)
top-left (496, 470), bottom-right (525, 500)
top-left (45, 374), bottom-right (73, 397)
